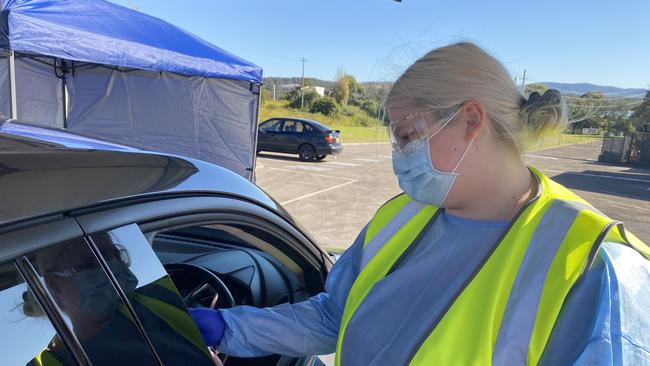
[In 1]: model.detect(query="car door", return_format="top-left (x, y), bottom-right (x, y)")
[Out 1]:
top-left (257, 119), bottom-right (284, 152)
top-left (85, 224), bottom-right (213, 366)
top-left (0, 218), bottom-right (162, 366)
top-left (72, 194), bottom-right (332, 366)
top-left (300, 122), bottom-right (320, 145)
top-left (296, 121), bottom-right (311, 146)
top-left (276, 120), bottom-right (302, 153)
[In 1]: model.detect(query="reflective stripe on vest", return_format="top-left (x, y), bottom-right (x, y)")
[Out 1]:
top-left (116, 278), bottom-right (211, 359)
top-left (335, 167), bottom-right (649, 366)
top-left (334, 194), bottom-right (440, 366)
top-left (30, 349), bottom-right (64, 366)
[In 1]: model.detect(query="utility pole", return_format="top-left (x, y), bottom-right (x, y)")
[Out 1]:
top-left (521, 69), bottom-right (527, 94)
top-left (272, 84), bottom-right (276, 101)
top-left (300, 57), bottom-right (308, 109)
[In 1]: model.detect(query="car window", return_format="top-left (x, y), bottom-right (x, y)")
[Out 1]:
top-left (281, 120), bottom-right (303, 133)
top-left (0, 262), bottom-right (77, 366)
top-left (90, 225), bottom-right (212, 366)
top-left (26, 237), bottom-right (159, 366)
top-left (260, 119), bottom-right (283, 132)
top-left (303, 123), bottom-right (314, 133)
top-left (294, 122), bottom-right (306, 133)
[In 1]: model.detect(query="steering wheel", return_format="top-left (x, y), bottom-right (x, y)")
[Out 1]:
top-left (164, 262), bottom-right (235, 309)
top-left (164, 263), bottom-right (235, 366)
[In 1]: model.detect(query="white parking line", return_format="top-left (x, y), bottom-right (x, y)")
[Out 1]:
top-left (268, 167), bottom-right (356, 182)
top-left (353, 158), bottom-right (381, 162)
top-left (542, 169), bottom-right (650, 183)
top-left (344, 142), bottom-right (391, 146)
top-left (281, 180), bottom-right (358, 205)
top-left (283, 165), bottom-right (333, 172)
top-left (326, 162), bottom-right (360, 167)
top-left (606, 201), bottom-right (650, 212)
top-left (267, 167), bottom-right (359, 204)
top-left (526, 154), bottom-right (558, 160)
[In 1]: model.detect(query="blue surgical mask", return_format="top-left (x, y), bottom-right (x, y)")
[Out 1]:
top-left (392, 117), bottom-right (475, 207)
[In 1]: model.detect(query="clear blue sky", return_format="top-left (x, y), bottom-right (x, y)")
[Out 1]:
top-left (111, 0), bottom-right (649, 89)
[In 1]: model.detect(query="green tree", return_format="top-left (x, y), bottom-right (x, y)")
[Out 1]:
top-left (332, 75), bottom-right (350, 105)
top-left (565, 92), bottom-right (606, 134)
top-left (310, 96), bottom-right (339, 116)
top-left (288, 89), bottom-right (320, 110)
top-left (360, 99), bottom-right (379, 117)
top-left (630, 89), bottom-right (650, 130)
top-left (346, 75), bottom-right (366, 105)
top-left (609, 114), bottom-right (636, 135)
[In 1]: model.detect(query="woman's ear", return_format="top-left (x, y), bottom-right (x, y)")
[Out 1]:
top-left (461, 100), bottom-right (487, 142)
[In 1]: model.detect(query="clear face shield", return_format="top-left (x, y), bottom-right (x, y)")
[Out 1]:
top-left (386, 102), bottom-right (463, 155)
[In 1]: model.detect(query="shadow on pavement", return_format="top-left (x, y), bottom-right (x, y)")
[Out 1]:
top-left (256, 153), bottom-right (327, 163)
top-left (552, 170), bottom-right (650, 201)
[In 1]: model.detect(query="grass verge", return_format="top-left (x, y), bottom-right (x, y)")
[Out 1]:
top-left (260, 100), bottom-right (603, 146)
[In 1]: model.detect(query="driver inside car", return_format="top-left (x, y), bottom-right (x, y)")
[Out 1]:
top-left (27, 235), bottom-right (213, 366)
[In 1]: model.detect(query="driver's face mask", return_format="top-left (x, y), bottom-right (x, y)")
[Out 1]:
top-left (49, 257), bottom-right (137, 318)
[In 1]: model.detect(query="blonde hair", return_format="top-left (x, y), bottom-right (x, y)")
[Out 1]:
top-left (387, 42), bottom-right (567, 154)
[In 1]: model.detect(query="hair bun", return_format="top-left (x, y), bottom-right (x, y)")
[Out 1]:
top-left (523, 89), bottom-right (567, 136)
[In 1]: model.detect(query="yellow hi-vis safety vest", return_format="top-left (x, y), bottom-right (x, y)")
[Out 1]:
top-left (335, 167), bottom-right (649, 366)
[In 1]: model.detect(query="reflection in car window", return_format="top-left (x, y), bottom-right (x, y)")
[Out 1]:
top-left (0, 262), bottom-right (76, 366)
top-left (303, 123), bottom-right (314, 133)
top-left (29, 237), bottom-right (158, 366)
top-left (91, 225), bottom-right (212, 366)
top-left (261, 119), bottom-right (282, 132)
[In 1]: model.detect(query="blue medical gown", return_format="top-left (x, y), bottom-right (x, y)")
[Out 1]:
top-left (218, 210), bottom-right (650, 365)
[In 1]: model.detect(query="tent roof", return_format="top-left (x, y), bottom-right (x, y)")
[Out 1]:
top-left (0, 0), bottom-right (263, 83)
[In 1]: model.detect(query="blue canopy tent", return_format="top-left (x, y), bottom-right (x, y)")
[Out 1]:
top-left (0, 0), bottom-right (263, 180)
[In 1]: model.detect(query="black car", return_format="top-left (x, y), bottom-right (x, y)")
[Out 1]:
top-left (0, 122), bottom-right (333, 366)
top-left (257, 118), bottom-right (343, 161)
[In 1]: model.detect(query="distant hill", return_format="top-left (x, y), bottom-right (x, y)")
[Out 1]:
top-left (265, 78), bottom-right (647, 99)
top-left (539, 82), bottom-right (646, 98)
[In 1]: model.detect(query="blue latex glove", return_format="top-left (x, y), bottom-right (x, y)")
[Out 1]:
top-left (189, 307), bottom-right (226, 347)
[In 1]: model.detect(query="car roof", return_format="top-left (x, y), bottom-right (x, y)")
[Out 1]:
top-left (0, 121), bottom-right (286, 227)
top-left (263, 117), bottom-right (333, 131)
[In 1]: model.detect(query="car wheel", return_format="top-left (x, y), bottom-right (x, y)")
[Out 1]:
top-left (315, 155), bottom-right (326, 161)
top-left (298, 144), bottom-right (316, 161)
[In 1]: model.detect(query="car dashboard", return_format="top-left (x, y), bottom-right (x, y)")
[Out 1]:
top-left (153, 228), bottom-right (309, 309)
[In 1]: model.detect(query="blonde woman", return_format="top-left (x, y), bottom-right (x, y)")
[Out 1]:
top-left (190, 42), bottom-right (650, 365)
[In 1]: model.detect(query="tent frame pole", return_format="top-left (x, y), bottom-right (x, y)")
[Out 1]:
top-left (251, 83), bottom-right (262, 182)
top-left (61, 61), bottom-right (68, 128)
top-left (7, 49), bottom-right (17, 119)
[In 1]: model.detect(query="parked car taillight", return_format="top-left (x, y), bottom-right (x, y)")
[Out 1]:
top-left (325, 135), bottom-right (336, 144)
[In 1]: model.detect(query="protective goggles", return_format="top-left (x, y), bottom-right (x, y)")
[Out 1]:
top-left (387, 105), bottom-right (462, 154)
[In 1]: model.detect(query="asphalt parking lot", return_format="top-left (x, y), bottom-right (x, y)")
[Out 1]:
top-left (255, 141), bottom-right (650, 251)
